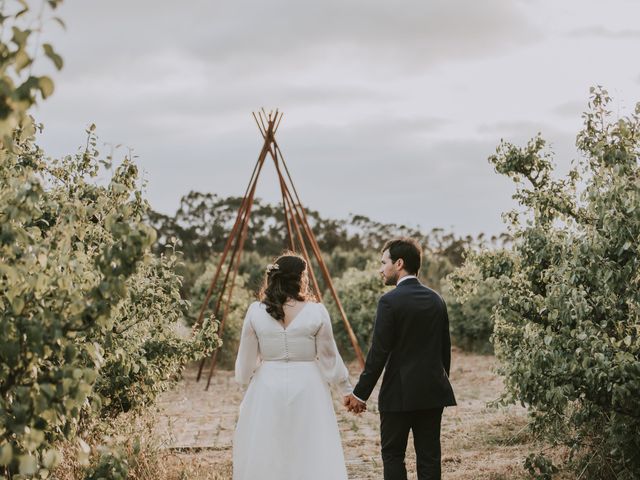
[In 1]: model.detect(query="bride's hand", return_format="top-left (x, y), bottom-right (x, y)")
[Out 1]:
top-left (344, 394), bottom-right (366, 414)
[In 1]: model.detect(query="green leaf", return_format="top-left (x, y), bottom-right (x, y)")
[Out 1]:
top-left (19, 453), bottom-right (38, 475)
top-left (77, 438), bottom-right (91, 466)
top-left (43, 44), bottom-right (63, 70)
top-left (11, 27), bottom-right (31, 47)
top-left (52, 16), bottom-right (66, 29)
top-left (24, 428), bottom-right (45, 451)
top-left (38, 76), bottom-right (55, 99)
top-left (0, 443), bottom-right (13, 465)
top-left (42, 448), bottom-right (61, 469)
top-left (14, 48), bottom-right (32, 73)
top-left (11, 296), bottom-right (25, 315)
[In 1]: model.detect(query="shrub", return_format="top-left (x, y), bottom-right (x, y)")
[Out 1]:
top-left (325, 262), bottom-right (389, 359)
top-left (456, 88), bottom-right (640, 478)
top-left (1, 126), bottom-right (220, 477)
top-left (444, 265), bottom-right (500, 354)
top-left (187, 260), bottom-right (253, 368)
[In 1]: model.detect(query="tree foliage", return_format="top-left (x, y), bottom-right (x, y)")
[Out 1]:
top-left (186, 260), bottom-right (252, 368)
top-left (445, 268), bottom-right (499, 354)
top-left (148, 192), bottom-right (499, 270)
top-left (1, 124), bottom-right (220, 478)
top-left (0, 0), bottom-right (65, 145)
top-left (0, 2), bottom-right (219, 477)
top-left (453, 88), bottom-right (640, 478)
top-left (324, 261), bottom-right (390, 358)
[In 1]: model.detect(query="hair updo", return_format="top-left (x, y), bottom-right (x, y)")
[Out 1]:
top-left (259, 252), bottom-right (314, 321)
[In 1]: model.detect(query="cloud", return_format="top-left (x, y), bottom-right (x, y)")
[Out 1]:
top-left (551, 100), bottom-right (586, 118)
top-left (194, 0), bottom-right (541, 74)
top-left (475, 120), bottom-right (580, 172)
top-left (121, 117), bottom-right (580, 237)
top-left (280, 136), bottom-right (518, 236)
top-left (477, 120), bottom-right (549, 136)
top-left (567, 26), bottom-right (640, 38)
top-left (38, 0), bottom-right (541, 152)
top-left (48, 0), bottom-right (540, 78)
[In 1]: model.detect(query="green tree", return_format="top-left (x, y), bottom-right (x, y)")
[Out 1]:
top-left (0, 2), bottom-right (219, 476)
top-left (454, 88), bottom-right (640, 478)
top-left (324, 261), bottom-right (390, 359)
top-left (1, 124), bottom-right (220, 477)
top-left (187, 260), bottom-right (253, 368)
top-left (0, 0), bottom-right (64, 144)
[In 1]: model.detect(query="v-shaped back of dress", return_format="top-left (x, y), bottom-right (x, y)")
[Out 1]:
top-left (234, 300), bottom-right (352, 395)
top-left (250, 301), bottom-right (322, 362)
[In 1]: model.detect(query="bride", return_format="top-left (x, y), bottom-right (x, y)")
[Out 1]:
top-left (233, 253), bottom-right (352, 480)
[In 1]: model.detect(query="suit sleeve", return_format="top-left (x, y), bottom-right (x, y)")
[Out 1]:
top-left (352, 296), bottom-right (394, 402)
top-left (442, 299), bottom-right (452, 377)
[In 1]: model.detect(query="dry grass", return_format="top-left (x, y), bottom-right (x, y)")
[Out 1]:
top-left (51, 410), bottom-right (170, 480)
top-left (159, 451), bottom-right (233, 480)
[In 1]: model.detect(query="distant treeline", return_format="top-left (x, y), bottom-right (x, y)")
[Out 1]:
top-left (147, 191), bottom-right (511, 268)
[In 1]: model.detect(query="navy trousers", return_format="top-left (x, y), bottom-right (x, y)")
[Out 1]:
top-left (380, 407), bottom-right (444, 480)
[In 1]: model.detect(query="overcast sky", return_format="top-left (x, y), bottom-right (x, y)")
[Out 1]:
top-left (34, 0), bottom-right (640, 237)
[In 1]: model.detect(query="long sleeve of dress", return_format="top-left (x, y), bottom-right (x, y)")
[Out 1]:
top-left (234, 303), bottom-right (261, 386)
top-left (315, 304), bottom-right (353, 396)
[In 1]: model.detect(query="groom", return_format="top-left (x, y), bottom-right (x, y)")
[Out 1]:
top-left (345, 237), bottom-right (456, 480)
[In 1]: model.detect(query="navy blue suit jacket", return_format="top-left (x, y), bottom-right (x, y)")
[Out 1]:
top-left (353, 278), bottom-right (457, 412)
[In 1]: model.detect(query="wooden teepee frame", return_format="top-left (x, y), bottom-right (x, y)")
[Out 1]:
top-left (192, 110), bottom-right (365, 390)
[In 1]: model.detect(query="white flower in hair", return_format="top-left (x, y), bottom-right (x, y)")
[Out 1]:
top-left (266, 263), bottom-right (280, 273)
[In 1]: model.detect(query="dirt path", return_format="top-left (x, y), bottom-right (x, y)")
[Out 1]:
top-left (153, 349), bottom-right (537, 479)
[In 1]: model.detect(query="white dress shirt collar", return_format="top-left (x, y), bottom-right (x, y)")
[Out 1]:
top-left (396, 275), bottom-right (418, 286)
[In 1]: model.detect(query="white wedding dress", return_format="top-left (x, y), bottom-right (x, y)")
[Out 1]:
top-left (233, 301), bottom-right (352, 480)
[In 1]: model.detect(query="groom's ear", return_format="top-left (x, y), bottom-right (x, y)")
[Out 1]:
top-left (395, 258), bottom-right (405, 270)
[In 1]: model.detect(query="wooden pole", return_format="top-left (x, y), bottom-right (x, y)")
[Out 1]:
top-left (193, 190), bottom-right (253, 381)
top-left (269, 144), bottom-right (323, 299)
top-left (205, 187), bottom-right (256, 390)
top-left (192, 153), bottom-right (262, 333)
top-left (281, 181), bottom-right (323, 300)
top-left (195, 119), bottom-right (272, 382)
top-left (255, 113), bottom-right (294, 251)
top-left (280, 178), bottom-right (295, 251)
top-left (196, 165), bottom-right (263, 381)
top-left (274, 141), bottom-right (366, 368)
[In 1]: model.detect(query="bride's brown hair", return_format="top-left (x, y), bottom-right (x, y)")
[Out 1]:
top-left (259, 252), bottom-right (315, 321)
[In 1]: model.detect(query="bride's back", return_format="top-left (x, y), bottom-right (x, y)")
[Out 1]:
top-left (248, 301), bottom-right (324, 362)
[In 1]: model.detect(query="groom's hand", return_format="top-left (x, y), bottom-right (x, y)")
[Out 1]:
top-left (344, 394), bottom-right (366, 414)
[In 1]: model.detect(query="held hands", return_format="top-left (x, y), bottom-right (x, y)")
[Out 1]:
top-left (343, 394), bottom-right (366, 414)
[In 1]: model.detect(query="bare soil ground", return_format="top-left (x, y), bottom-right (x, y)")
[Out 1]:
top-left (150, 349), bottom-right (556, 479)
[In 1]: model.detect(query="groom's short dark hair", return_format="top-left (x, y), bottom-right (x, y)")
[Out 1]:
top-left (382, 238), bottom-right (422, 275)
